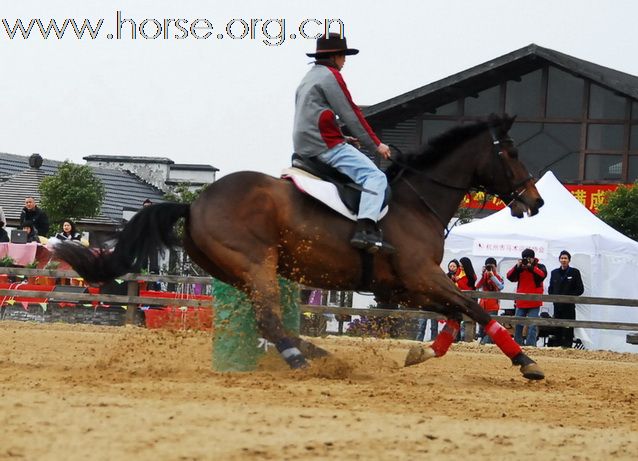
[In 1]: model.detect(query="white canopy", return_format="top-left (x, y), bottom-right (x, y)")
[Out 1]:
top-left (444, 171), bottom-right (638, 352)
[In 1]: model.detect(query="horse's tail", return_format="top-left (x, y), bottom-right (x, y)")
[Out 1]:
top-left (54, 202), bottom-right (190, 284)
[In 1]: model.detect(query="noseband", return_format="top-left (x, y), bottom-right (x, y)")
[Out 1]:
top-left (488, 125), bottom-right (534, 207)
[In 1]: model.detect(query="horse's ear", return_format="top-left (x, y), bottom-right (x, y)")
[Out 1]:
top-left (502, 114), bottom-right (517, 132)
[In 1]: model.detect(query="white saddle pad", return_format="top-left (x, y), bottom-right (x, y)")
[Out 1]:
top-left (281, 167), bottom-right (389, 221)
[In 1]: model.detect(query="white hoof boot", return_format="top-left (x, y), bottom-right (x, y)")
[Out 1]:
top-left (404, 345), bottom-right (436, 367)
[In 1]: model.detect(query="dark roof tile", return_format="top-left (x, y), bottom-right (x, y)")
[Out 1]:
top-left (363, 43), bottom-right (638, 120)
top-left (0, 152), bottom-right (165, 226)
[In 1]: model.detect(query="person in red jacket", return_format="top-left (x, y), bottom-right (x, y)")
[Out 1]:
top-left (476, 257), bottom-right (504, 344)
top-left (456, 257), bottom-right (477, 291)
top-left (506, 248), bottom-right (547, 346)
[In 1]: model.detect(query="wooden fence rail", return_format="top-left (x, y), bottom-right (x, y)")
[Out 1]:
top-left (1, 268), bottom-right (636, 340)
top-left (299, 305), bottom-right (638, 332)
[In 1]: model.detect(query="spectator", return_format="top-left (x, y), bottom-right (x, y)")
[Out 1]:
top-left (476, 257), bottom-right (504, 344)
top-left (457, 257), bottom-right (477, 340)
top-left (415, 313), bottom-right (439, 342)
top-left (0, 206), bottom-right (8, 242)
top-left (548, 250), bottom-right (584, 348)
top-left (417, 260), bottom-right (462, 342)
top-left (22, 221), bottom-right (39, 243)
top-left (54, 220), bottom-right (82, 241)
top-left (20, 196), bottom-right (49, 237)
top-left (139, 199), bottom-right (160, 289)
top-left (457, 257), bottom-right (477, 290)
top-left (446, 259), bottom-right (460, 281)
top-left (507, 249), bottom-right (547, 346)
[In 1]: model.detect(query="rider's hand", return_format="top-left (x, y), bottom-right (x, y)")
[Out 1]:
top-left (345, 136), bottom-right (361, 148)
top-left (377, 143), bottom-right (392, 159)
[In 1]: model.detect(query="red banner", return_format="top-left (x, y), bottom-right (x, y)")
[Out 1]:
top-left (461, 184), bottom-right (621, 214)
top-left (564, 184), bottom-right (619, 213)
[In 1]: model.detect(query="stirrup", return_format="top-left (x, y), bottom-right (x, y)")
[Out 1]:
top-left (350, 231), bottom-right (396, 254)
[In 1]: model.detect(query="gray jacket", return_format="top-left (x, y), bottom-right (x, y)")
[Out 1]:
top-left (293, 64), bottom-right (380, 157)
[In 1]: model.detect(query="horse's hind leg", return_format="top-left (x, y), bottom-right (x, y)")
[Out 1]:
top-left (247, 279), bottom-right (327, 363)
top-left (187, 231), bottom-right (308, 369)
top-left (243, 253), bottom-right (308, 369)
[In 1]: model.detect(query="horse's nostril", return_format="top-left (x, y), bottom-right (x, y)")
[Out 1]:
top-left (537, 198), bottom-right (545, 208)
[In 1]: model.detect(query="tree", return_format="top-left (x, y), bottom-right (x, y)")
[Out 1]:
top-left (163, 183), bottom-right (208, 276)
top-left (597, 182), bottom-right (638, 241)
top-left (39, 161), bottom-right (105, 229)
top-left (163, 183), bottom-right (205, 204)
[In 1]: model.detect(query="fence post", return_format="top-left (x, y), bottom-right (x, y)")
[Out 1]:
top-left (212, 278), bottom-right (299, 372)
top-left (125, 280), bottom-right (139, 325)
top-left (463, 320), bottom-right (476, 342)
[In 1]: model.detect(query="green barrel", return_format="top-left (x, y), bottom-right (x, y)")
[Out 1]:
top-left (212, 278), bottom-right (300, 372)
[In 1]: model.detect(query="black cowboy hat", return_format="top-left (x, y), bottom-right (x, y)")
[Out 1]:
top-left (306, 33), bottom-right (359, 58)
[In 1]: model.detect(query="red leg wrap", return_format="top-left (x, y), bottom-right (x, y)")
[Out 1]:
top-left (431, 319), bottom-right (460, 357)
top-left (486, 319), bottom-right (521, 358)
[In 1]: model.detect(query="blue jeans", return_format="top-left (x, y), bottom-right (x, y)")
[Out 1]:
top-left (416, 318), bottom-right (439, 341)
top-left (514, 307), bottom-right (540, 346)
top-left (317, 143), bottom-right (387, 221)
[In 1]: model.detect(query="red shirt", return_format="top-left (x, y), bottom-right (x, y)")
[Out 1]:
top-left (453, 268), bottom-right (476, 291)
top-left (476, 271), bottom-right (504, 312)
top-left (506, 261), bottom-right (547, 308)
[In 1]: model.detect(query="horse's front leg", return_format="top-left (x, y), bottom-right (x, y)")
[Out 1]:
top-left (399, 272), bottom-right (545, 380)
top-left (404, 311), bottom-right (462, 366)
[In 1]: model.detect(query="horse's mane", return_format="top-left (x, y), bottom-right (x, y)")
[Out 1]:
top-left (385, 119), bottom-right (491, 180)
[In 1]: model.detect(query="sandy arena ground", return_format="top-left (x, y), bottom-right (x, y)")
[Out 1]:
top-left (0, 321), bottom-right (637, 461)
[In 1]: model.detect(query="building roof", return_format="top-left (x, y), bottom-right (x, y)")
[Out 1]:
top-left (171, 163), bottom-right (219, 172)
top-left (83, 155), bottom-right (175, 164)
top-left (363, 43), bottom-right (638, 122)
top-left (0, 152), bottom-right (165, 227)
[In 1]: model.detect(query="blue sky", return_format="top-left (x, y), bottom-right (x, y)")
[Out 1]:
top-left (1, 0), bottom-right (637, 177)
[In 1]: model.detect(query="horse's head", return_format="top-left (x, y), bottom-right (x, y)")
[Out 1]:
top-left (478, 114), bottom-right (544, 218)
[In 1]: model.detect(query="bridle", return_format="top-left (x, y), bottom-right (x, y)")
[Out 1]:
top-left (487, 125), bottom-right (534, 207)
top-left (387, 123), bottom-right (535, 234)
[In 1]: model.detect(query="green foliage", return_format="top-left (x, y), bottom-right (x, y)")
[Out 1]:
top-left (39, 162), bottom-right (105, 227)
top-left (44, 261), bottom-right (60, 270)
top-left (164, 183), bottom-right (207, 275)
top-left (0, 256), bottom-right (15, 267)
top-left (455, 207), bottom-right (475, 225)
top-left (597, 182), bottom-right (638, 241)
top-left (163, 183), bottom-right (206, 204)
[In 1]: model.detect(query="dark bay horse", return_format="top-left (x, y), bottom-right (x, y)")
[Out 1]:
top-left (55, 114), bottom-right (546, 380)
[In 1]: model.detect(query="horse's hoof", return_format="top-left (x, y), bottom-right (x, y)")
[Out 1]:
top-left (295, 339), bottom-right (330, 359)
top-left (404, 345), bottom-right (436, 367)
top-left (286, 354), bottom-right (309, 370)
top-left (520, 363), bottom-right (545, 380)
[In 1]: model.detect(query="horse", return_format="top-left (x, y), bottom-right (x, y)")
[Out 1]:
top-left (55, 114), bottom-right (546, 380)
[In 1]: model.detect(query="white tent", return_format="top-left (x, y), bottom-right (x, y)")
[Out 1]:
top-left (444, 171), bottom-right (638, 352)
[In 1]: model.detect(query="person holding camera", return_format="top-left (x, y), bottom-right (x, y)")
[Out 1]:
top-left (476, 257), bottom-right (504, 344)
top-left (506, 248), bottom-right (547, 346)
top-left (548, 250), bottom-right (584, 348)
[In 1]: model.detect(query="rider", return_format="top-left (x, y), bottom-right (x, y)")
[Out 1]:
top-left (293, 32), bottom-right (395, 253)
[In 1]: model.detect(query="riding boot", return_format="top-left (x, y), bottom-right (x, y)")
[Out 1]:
top-left (350, 219), bottom-right (396, 254)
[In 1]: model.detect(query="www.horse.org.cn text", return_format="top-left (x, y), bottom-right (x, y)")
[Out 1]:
top-left (0, 11), bottom-right (346, 46)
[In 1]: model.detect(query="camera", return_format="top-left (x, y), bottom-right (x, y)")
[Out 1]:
top-left (523, 257), bottom-right (535, 266)
top-left (485, 264), bottom-right (494, 272)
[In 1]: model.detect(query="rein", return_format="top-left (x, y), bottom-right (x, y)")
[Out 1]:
top-left (387, 123), bottom-right (533, 236)
top-left (388, 145), bottom-right (487, 237)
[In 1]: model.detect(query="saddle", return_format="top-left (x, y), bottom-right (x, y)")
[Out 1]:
top-left (290, 153), bottom-right (391, 215)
